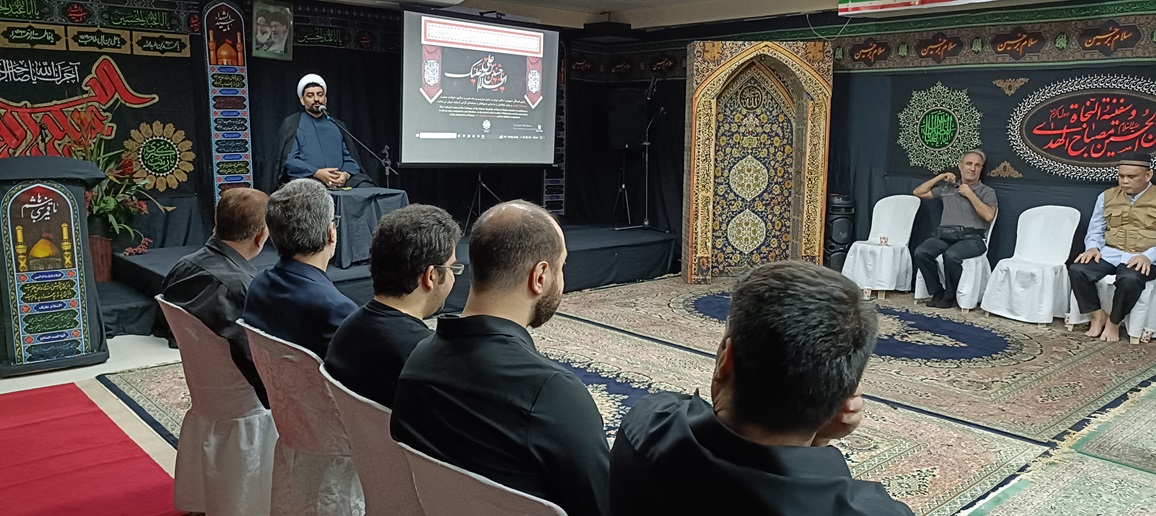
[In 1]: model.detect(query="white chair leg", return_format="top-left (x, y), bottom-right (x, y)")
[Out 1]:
top-left (878, 291), bottom-right (887, 300)
top-left (1131, 337), bottom-right (1141, 345)
top-left (961, 308), bottom-right (971, 314)
top-left (1066, 324), bottom-right (1075, 331)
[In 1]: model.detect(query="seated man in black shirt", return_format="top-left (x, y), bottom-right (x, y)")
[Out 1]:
top-left (610, 261), bottom-right (913, 516)
top-left (162, 188), bottom-right (270, 407)
top-left (325, 204), bottom-right (462, 408)
top-left (391, 200), bottom-right (609, 516)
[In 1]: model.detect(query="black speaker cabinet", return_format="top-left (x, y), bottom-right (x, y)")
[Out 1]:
top-left (607, 88), bottom-right (646, 150)
top-left (824, 194), bottom-right (854, 270)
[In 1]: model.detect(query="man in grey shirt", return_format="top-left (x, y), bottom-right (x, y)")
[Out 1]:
top-left (912, 150), bottom-right (998, 308)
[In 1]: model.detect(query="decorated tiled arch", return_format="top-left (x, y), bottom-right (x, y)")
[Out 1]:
top-left (683, 41), bottom-right (833, 284)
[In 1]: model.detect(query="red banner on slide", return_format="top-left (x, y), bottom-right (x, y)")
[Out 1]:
top-left (525, 56), bottom-right (542, 109)
top-left (421, 45), bottom-right (442, 104)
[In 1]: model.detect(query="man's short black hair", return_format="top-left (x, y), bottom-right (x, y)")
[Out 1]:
top-left (302, 82), bottom-right (322, 94)
top-left (725, 261), bottom-right (877, 434)
top-left (469, 200), bottom-right (563, 292)
top-left (370, 204), bottom-right (461, 297)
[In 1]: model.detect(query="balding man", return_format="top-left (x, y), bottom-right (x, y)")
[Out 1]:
top-left (162, 188), bottom-right (271, 406)
top-left (391, 201), bottom-right (609, 516)
top-left (1070, 152), bottom-right (1156, 342)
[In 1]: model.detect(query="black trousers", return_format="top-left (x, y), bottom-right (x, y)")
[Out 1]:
top-left (1068, 260), bottom-right (1156, 324)
top-left (914, 235), bottom-right (987, 302)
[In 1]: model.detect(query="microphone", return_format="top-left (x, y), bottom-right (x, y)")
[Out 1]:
top-left (322, 107), bottom-right (398, 180)
top-left (645, 76), bottom-right (657, 100)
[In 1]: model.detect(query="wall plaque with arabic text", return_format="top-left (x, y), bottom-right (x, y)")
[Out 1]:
top-left (1079, 21), bottom-right (1140, 57)
top-left (134, 31), bottom-right (190, 57)
top-left (992, 27), bottom-right (1045, 61)
top-left (0, 21), bottom-right (64, 50)
top-left (849, 38), bottom-right (891, 67)
top-left (916, 32), bottom-right (964, 64)
top-left (66, 26), bottom-right (130, 54)
top-left (1011, 75), bottom-right (1156, 181)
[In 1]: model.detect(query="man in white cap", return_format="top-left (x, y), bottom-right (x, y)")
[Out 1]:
top-left (273, 73), bottom-right (374, 188)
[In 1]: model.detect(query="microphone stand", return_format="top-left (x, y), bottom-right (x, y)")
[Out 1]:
top-left (322, 108), bottom-right (398, 188)
top-left (616, 107), bottom-right (667, 233)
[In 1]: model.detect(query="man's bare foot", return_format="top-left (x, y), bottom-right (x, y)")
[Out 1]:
top-left (1099, 322), bottom-right (1121, 342)
top-left (1085, 310), bottom-right (1107, 338)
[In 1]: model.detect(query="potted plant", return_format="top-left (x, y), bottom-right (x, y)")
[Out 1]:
top-left (66, 111), bottom-right (170, 280)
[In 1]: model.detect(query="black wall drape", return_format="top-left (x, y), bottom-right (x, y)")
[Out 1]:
top-left (828, 71), bottom-right (1108, 265)
top-left (565, 78), bottom-right (684, 270)
top-left (245, 45), bottom-right (546, 221)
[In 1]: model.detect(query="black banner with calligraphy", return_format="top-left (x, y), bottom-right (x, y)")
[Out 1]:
top-left (0, 48), bottom-right (206, 246)
top-left (881, 66), bottom-right (1156, 184)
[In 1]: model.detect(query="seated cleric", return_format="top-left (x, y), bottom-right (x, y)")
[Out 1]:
top-left (275, 73), bottom-right (375, 189)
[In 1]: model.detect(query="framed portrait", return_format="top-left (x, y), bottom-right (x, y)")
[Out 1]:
top-left (253, 0), bottom-right (292, 61)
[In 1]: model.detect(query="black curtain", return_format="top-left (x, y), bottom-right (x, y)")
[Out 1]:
top-left (246, 46), bottom-right (544, 221)
top-left (565, 78), bottom-right (685, 268)
top-left (827, 71), bottom-right (1106, 265)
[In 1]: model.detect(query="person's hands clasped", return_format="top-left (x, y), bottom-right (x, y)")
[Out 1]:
top-left (811, 391), bottom-right (865, 447)
top-left (1075, 248), bottom-right (1102, 264)
top-left (1128, 254), bottom-right (1152, 275)
top-left (312, 168), bottom-right (343, 189)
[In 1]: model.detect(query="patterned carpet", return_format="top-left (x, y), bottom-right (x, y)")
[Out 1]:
top-left (101, 318), bottom-right (1044, 516)
top-left (1068, 384), bottom-right (1156, 475)
top-left (969, 452), bottom-right (1156, 515)
top-left (532, 318), bottom-right (1044, 516)
top-left (560, 276), bottom-right (1156, 441)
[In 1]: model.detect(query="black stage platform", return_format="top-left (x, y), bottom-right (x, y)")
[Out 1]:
top-left (103, 224), bottom-right (676, 336)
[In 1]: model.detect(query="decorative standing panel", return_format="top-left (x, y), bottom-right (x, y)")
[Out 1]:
top-left (203, 0), bottom-right (253, 204)
top-left (710, 64), bottom-right (795, 275)
top-left (2, 181), bottom-right (93, 365)
top-left (683, 41), bottom-right (833, 284)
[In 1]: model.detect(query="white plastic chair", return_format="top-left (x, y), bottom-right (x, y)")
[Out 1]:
top-left (981, 206), bottom-right (1080, 324)
top-left (396, 441), bottom-right (566, 516)
top-left (239, 320), bottom-right (366, 516)
top-left (320, 364), bottom-right (422, 516)
top-left (915, 210), bottom-right (998, 312)
top-left (841, 195), bottom-right (922, 297)
top-left (1065, 278), bottom-right (1156, 344)
top-left (157, 296), bottom-right (277, 516)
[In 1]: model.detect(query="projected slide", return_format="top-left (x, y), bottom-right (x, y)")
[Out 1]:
top-left (401, 11), bottom-right (559, 165)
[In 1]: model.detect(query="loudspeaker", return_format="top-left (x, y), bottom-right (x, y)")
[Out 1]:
top-left (607, 88), bottom-right (646, 149)
top-left (824, 194), bottom-right (854, 271)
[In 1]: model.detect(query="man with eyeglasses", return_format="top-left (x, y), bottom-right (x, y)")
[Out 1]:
top-left (325, 204), bottom-right (462, 407)
top-left (243, 179), bottom-right (357, 358)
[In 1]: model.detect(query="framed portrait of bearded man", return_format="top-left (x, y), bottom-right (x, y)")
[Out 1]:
top-left (253, 0), bottom-right (293, 61)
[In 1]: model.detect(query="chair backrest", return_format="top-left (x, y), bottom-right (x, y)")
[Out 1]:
top-left (156, 295), bottom-right (265, 420)
top-left (396, 441), bottom-right (566, 516)
top-left (239, 319), bottom-right (351, 455)
top-left (866, 195), bottom-right (922, 247)
top-left (985, 208), bottom-right (998, 244)
top-left (320, 364), bottom-right (422, 516)
top-left (1011, 205), bottom-right (1081, 264)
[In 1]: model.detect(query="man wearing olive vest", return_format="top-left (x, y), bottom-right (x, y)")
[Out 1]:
top-left (1070, 152), bottom-right (1156, 342)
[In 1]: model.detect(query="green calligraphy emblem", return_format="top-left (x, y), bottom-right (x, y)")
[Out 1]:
top-left (920, 109), bottom-right (957, 149)
top-left (139, 138), bottom-right (179, 175)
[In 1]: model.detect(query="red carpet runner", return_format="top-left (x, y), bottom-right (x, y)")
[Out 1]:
top-left (0, 383), bottom-right (180, 516)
